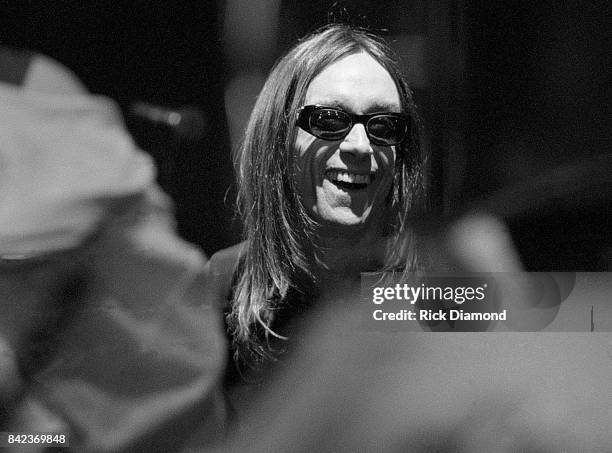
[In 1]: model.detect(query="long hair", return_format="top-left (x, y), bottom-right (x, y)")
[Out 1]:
top-left (229, 24), bottom-right (428, 365)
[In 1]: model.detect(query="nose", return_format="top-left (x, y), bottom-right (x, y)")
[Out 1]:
top-left (339, 123), bottom-right (372, 156)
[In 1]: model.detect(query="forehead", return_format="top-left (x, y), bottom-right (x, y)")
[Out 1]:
top-left (304, 52), bottom-right (401, 113)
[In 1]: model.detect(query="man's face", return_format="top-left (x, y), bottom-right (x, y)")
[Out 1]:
top-left (294, 52), bottom-right (400, 233)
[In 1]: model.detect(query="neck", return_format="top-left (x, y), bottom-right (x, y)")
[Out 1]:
top-left (312, 224), bottom-right (387, 281)
top-left (307, 228), bottom-right (387, 305)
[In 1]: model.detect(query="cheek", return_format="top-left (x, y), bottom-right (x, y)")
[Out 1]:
top-left (293, 132), bottom-right (319, 204)
top-left (386, 147), bottom-right (397, 168)
top-left (293, 130), bottom-right (311, 174)
top-left (294, 133), bottom-right (333, 188)
top-left (377, 147), bottom-right (397, 180)
top-left (375, 148), bottom-right (397, 205)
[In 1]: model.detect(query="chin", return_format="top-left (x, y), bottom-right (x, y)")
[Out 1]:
top-left (317, 207), bottom-right (374, 230)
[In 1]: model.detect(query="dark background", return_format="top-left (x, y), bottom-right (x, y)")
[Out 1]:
top-left (1, 0), bottom-right (610, 267)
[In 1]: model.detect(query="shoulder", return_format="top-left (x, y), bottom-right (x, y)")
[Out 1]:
top-left (203, 242), bottom-right (247, 308)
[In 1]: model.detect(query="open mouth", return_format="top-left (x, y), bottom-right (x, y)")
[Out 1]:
top-left (325, 170), bottom-right (373, 190)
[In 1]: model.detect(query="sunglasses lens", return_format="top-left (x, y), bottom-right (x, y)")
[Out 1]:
top-left (299, 106), bottom-right (409, 146)
top-left (367, 115), bottom-right (407, 146)
top-left (309, 109), bottom-right (351, 140)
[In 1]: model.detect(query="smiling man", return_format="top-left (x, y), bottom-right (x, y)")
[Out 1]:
top-left (204, 25), bottom-right (428, 389)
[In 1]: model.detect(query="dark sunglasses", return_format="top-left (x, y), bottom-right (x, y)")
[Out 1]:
top-left (296, 105), bottom-right (410, 146)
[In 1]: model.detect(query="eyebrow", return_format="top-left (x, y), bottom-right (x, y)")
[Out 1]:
top-left (315, 99), bottom-right (401, 113)
top-left (367, 102), bottom-right (402, 113)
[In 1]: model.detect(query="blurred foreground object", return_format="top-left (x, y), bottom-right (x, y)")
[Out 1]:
top-left (224, 315), bottom-right (612, 452)
top-left (0, 45), bottom-right (87, 94)
top-left (0, 79), bottom-right (227, 451)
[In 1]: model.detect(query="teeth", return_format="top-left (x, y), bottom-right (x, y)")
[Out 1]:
top-left (326, 170), bottom-right (371, 185)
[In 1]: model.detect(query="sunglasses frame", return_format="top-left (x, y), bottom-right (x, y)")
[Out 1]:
top-left (296, 104), bottom-right (410, 146)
